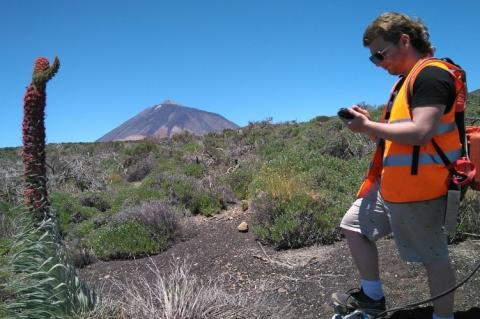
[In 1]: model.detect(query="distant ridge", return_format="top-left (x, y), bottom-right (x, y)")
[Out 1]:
top-left (97, 100), bottom-right (239, 142)
top-left (470, 88), bottom-right (480, 96)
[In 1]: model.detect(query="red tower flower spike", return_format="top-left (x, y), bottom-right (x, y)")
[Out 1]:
top-left (22, 56), bottom-right (60, 221)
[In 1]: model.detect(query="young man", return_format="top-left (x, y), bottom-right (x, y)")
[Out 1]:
top-left (332, 12), bottom-right (464, 319)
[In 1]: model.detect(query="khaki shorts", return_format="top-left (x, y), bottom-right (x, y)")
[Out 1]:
top-left (340, 184), bottom-right (449, 263)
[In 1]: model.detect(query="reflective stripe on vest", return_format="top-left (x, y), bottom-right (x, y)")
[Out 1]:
top-left (383, 148), bottom-right (462, 167)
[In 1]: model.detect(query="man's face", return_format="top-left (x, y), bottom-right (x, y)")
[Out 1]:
top-left (368, 37), bottom-right (405, 75)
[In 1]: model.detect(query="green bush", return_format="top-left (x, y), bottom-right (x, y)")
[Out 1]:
top-left (79, 192), bottom-right (111, 212)
top-left (249, 149), bottom-right (323, 200)
top-left (182, 141), bottom-right (202, 153)
top-left (125, 139), bottom-right (158, 158)
top-left (149, 173), bottom-right (224, 216)
top-left (308, 155), bottom-right (368, 201)
top-left (90, 220), bottom-right (162, 260)
top-left (456, 190), bottom-right (480, 238)
top-left (109, 184), bottom-right (165, 213)
top-left (113, 200), bottom-right (179, 242)
top-left (50, 192), bottom-right (101, 236)
top-left (189, 192), bottom-right (223, 217)
top-left (220, 167), bottom-right (254, 200)
top-left (184, 162), bottom-right (205, 178)
top-left (252, 192), bottom-right (341, 249)
top-left (70, 220), bottom-right (96, 239)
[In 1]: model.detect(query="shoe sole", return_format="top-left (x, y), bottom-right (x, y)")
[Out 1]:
top-left (332, 299), bottom-right (385, 316)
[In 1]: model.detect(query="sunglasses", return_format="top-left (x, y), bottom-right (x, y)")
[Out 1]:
top-left (369, 44), bottom-right (394, 64)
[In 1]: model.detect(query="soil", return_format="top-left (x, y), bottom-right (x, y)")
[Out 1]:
top-left (80, 204), bottom-right (480, 319)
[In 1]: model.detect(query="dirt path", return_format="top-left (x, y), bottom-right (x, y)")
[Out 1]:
top-left (80, 205), bottom-right (480, 318)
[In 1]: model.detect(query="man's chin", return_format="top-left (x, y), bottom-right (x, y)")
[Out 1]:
top-left (386, 68), bottom-right (400, 76)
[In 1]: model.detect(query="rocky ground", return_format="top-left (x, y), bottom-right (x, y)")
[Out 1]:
top-left (80, 204), bottom-right (480, 319)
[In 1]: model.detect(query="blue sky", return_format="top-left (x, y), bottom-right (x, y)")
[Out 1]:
top-left (1, 1), bottom-right (479, 147)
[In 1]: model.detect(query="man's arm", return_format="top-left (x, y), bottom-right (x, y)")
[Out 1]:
top-left (347, 104), bottom-right (445, 145)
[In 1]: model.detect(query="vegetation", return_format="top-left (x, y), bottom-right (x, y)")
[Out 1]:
top-left (22, 57), bottom-right (59, 222)
top-left (2, 98), bottom-right (480, 264)
top-left (90, 201), bottom-right (179, 260)
top-left (0, 213), bottom-right (96, 318)
top-left (74, 259), bottom-right (290, 319)
top-left (0, 57), bottom-right (96, 318)
top-left (1, 90), bottom-right (480, 317)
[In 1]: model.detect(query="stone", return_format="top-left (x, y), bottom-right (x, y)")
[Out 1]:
top-left (237, 221), bottom-right (248, 232)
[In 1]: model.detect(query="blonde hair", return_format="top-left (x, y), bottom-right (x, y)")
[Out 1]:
top-left (363, 12), bottom-right (434, 55)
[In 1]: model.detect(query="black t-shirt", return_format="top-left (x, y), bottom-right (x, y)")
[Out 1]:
top-left (410, 66), bottom-right (456, 114)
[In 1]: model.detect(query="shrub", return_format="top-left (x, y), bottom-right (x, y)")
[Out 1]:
top-left (79, 192), bottom-right (111, 212)
top-left (210, 184), bottom-right (237, 208)
top-left (113, 200), bottom-right (179, 242)
top-left (182, 141), bottom-right (202, 153)
top-left (184, 162), bottom-right (206, 178)
top-left (90, 201), bottom-right (179, 260)
top-left (50, 192), bottom-right (100, 236)
top-left (308, 155), bottom-right (368, 203)
top-left (318, 120), bottom-right (374, 159)
top-left (108, 184), bottom-right (165, 214)
top-left (249, 150), bottom-right (315, 200)
top-left (220, 167), bottom-right (254, 200)
top-left (126, 154), bottom-right (156, 182)
top-left (67, 239), bottom-right (97, 269)
top-left (310, 115), bottom-right (331, 123)
top-left (252, 192), bottom-right (341, 249)
top-left (171, 130), bottom-right (196, 145)
top-left (71, 220), bottom-right (96, 239)
top-left (90, 220), bottom-right (162, 260)
top-left (456, 190), bottom-right (480, 238)
top-left (149, 173), bottom-right (225, 217)
top-left (125, 139), bottom-right (158, 158)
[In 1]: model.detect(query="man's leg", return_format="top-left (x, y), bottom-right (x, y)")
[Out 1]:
top-left (332, 191), bottom-right (389, 313)
top-left (385, 196), bottom-right (454, 319)
top-left (424, 261), bottom-right (455, 318)
top-left (331, 228), bottom-right (386, 314)
top-left (343, 228), bottom-right (380, 281)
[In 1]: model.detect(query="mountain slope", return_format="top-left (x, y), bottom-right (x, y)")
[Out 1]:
top-left (97, 100), bottom-right (239, 142)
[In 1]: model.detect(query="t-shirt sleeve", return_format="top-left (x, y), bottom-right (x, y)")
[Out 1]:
top-left (411, 66), bottom-right (456, 114)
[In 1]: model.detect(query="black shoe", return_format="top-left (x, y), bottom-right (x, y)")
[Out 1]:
top-left (331, 288), bottom-right (386, 315)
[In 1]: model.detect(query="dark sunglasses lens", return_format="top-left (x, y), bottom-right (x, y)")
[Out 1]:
top-left (369, 51), bottom-right (384, 64)
top-left (374, 52), bottom-right (385, 61)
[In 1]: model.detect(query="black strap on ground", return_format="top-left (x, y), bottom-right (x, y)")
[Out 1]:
top-left (373, 259), bottom-right (480, 318)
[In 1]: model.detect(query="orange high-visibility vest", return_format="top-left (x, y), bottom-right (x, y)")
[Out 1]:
top-left (357, 58), bottom-right (465, 202)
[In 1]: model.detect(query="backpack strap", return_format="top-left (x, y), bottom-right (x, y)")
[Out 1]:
top-left (411, 145), bottom-right (420, 175)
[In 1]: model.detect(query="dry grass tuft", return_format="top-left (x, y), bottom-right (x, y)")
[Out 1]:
top-left (80, 258), bottom-right (292, 319)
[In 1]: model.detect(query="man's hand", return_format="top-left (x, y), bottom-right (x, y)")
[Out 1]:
top-left (352, 105), bottom-right (372, 119)
top-left (340, 106), bottom-right (370, 132)
top-left (340, 105), bottom-right (378, 142)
